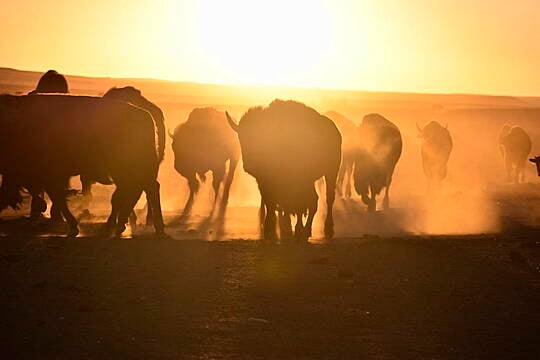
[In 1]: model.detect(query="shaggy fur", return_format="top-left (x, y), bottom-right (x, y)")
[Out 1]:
top-left (0, 94), bottom-right (163, 237)
top-left (418, 121), bottom-right (453, 191)
top-left (354, 113), bottom-right (402, 212)
top-left (499, 125), bottom-right (532, 183)
top-left (325, 111), bottom-right (356, 199)
top-left (172, 107), bottom-right (240, 218)
top-left (229, 100), bottom-right (341, 240)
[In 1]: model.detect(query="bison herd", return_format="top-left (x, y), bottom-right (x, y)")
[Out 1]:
top-left (0, 70), bottom-right (537, 240)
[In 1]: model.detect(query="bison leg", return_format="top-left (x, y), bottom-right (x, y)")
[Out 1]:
top-left (145, 180), bottom-right (165, 235)
top-left (293, 212), bottom-right (304, 240)
top-left (304, 189), bottom-right (318, 240)
top-left (258, 198), bottom-right (266, 238)
top-left (140, 194), bottom-right (153, 227)
top-left (50, 202), bottom-right (63, 223)
top-left (279, 211), bottom-right (293, 239)
top-left (383, 174), bottom-right (393, 210)
top-left (115, 186), bottom-right (143, 237)
top-left (212, 162), bottom-right (225, 207)
top-left (344, 162), bottom-right (354, 200)
top-left (46, 184), bottom-right (78, 237)
top-left (324, 171), bottom-right (337, 239)
top-left (30, 191), bottom-right (47, 219)
top-left (516, 162), bottom-right (525, 184)
top-left (262, 198), bottom-right (277, 241)
top-left (264, 207), bottom-right (277, 241)
top-left (367, 189), bottom-right (376, 212)
top-left (181, 175), bottom-right (198, 218)
top-left (336, 163), bottom-right (346, 198)
top-left (504, 156), bottom-right (512, 183)
top-left (79, 175), bottom-right (94, 217)
top-left (221, 156), bottom-right (239, 212)
top-left (128, 211), bottom-right (137, 231)
top-left (104, 187), bottom-right (121, 235)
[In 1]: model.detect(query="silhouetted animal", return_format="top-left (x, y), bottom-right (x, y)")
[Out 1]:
top-left (24, 70), bottom-right (69, 218)
top-left (325, 111), bottom-right (356, 199)
top-left (354, 114), bottom-right (402, 212)
top-left (171, 108), bottom-right (240, 218)
top-left (28, 70), bottom-right (68, 95)
top-left (417, 121), bottom-right (452, 191)
top-left (227, 100), bottom-right (341, 240)
top-left (530, 156), bottom-right (540, 176)
top-left (499, 125), bottom-right (531, 183)
top-left (103, 86), bottom-right (165, 161)
top-left (79, 86), bottom-right (166, 225)
top-left (0, 94), bottom-right (164, 237)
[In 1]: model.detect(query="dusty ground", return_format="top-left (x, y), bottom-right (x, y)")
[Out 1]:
top-left (0, 199), bottom-right (539, 359)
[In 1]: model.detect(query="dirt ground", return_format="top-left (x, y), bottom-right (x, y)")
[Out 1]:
top-left (0, 201), bottom-right (539, 359)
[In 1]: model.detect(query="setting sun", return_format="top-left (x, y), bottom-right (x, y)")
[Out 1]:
top-left (194, 0), bottom-right (332, 86)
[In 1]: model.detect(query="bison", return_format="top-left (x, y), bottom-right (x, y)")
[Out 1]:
top-left (530, 156), bottom-right (540, 177)
top-left (499, 125), bottom-right (532, 183)
top-left (171, 108), bottom-right (240, 218)
top-left (79, 86), bottom-right (166, 225)
top-left (354, 113), bottom-right (402, 212)
top-left (417, 121), bottom-right (453, 191)
top-left (28, 70), bottom-right (68, 95)
top-left (24, 70), bottom-right (70, 218)
top-left (324, 111), bottom-right (356, 199)
top-left (227, 100), bottom-right (341, 240)
top-left (0, 94), bottom-right (164, 237)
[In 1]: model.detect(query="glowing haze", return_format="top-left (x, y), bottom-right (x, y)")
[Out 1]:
top-left (1, 0), bottom-right (539, 95)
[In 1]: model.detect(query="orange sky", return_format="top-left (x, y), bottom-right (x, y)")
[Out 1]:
top-left (1, 0), bottom-right (539, 95)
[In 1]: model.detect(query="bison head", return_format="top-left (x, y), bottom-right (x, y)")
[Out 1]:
top-left (103, 86), bottom-right (142, 103)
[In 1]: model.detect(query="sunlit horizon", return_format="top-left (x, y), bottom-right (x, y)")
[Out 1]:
top-left (2, 0), bottom-right (540, 96)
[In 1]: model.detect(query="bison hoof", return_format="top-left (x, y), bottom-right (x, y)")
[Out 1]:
top-left (67, 227), bottom-right (79, 238)
top-left (154, 224), bottom-right (166, 235)
top-left (324, 226), bottom-right (334, 240)
top-left (115, 225), bottom-right (126, 237)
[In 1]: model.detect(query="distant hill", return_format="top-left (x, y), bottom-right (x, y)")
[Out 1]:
top-left (2, 67), bottom-right (540, 111)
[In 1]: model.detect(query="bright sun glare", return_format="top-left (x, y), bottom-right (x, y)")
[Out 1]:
top-left (194, 0), bottom-right (332, 86)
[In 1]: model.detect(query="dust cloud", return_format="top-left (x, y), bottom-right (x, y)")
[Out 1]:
top-left (4, 72), bottom-right (539, 239)
top-left (95, 92), bottom-right (538, 239)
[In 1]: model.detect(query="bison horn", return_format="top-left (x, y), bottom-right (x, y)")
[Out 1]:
top-left (416, 122), bottom-right (422, 133)
top-left (226, 111), bottom-right (239, 133)
top-left (167, 129), bottom-right (174, 139)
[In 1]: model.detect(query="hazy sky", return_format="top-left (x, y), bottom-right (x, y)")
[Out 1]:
top-left (1, 0), bottom-right (539, 95)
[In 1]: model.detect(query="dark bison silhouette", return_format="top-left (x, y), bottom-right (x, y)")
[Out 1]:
top-left (171, 108), bottom-right (240, 218)
top-left (28, 70), bottom-right (68, 95)
top-left (79, 86), bottom-right (166, 225)
top-left (499, 125), bottom-right (531, 183)
top-left (354, 113), bottom-right (402, 212)
top-left (0, 94), bottom-right (164, 237)
top-left (23, 70), bottom-right (69, 218)
top-left (227, 100), bottom-right (341, 240)
top-left (324, 111), bottom-right (356, 199)
top-left (417, 121), bottom-right (452, 191)
top-left (530, 156), bottom-right (540, 176)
